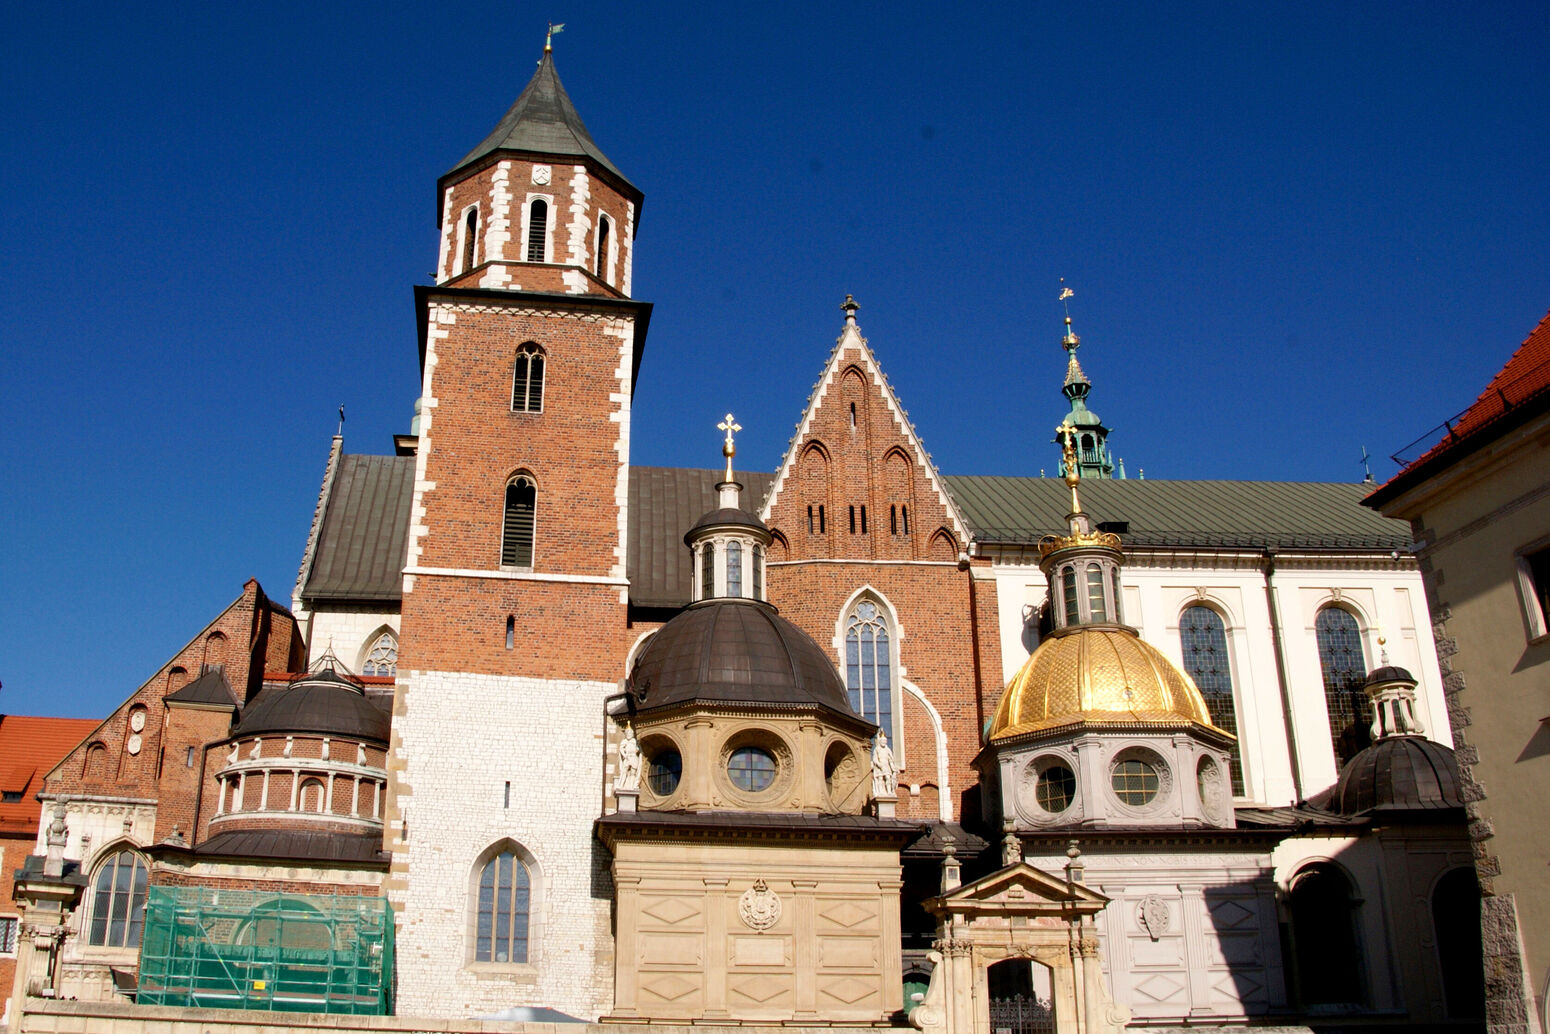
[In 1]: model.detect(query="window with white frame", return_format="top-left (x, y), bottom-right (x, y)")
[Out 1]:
top-left (362, 632), bottom-right (397, 677)
top-left (844, 599), bottom-right (895, 742)
top-left (525, 198), bottom-right (549, 262)
top-left (87, 850), bottom-right (149, 948)
top-left (1179, 605), bottom-right (1245, 794)
top-left (1516, 544), bottom-right (1550, 640)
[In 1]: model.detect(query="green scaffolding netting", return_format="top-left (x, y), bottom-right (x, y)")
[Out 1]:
top-left (135, 886), bottom-right (393, 1014)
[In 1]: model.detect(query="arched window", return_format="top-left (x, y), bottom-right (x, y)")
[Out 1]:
top-left (1289, 864), bottom-right (1363, 1006)
top-left (299, 777), bottom-right (325, 813)
top-left (87, 850), bottom-right (148, 948)
top-left (475, 849), bottom-right (531, 964)
top-left (1179, 605), bottom-right (1244, 794)
top-left (752, 544), bottom-right (763, 599)
top-left (511, 344), bottom-right (545, 413)
top-left (362, 631), bottom-right (397, 677)
top-left (845, 599), bottom-right (894, 739)
top-left (727, 541), bottom-right (742, 597)
top-left (596, 214), bottom-right (611, 279)
top-left (700, 542), bottom-right (715, 598)
top-left (1432, 867), bottom-right (1485, 1019)
top-left (1085, 564), bottom-right (1107, 622)
top-left (526, 198), bottom-right (548, 262)
top-left (1061, 567), bottom-right (1078, 627)
top-left (461, 206), bottom-right (478, 272)
top-left (1316, 606), bottom-right (1370, 766)
top-left (501, 475), bottom-right (536, 568)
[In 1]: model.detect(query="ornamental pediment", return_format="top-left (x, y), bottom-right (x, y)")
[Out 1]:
top-left (926, 862), bottom-right (1108, 918)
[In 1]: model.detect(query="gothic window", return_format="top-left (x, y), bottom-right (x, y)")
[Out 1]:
top-left (700, 542), bottom-right (715, 598)
top-left (1061, 567), bottom-right (1079, 627)
top-left (1316, 606), bottom-right (1370, 766)
top-left (1086, 563), bottom-right (1107, 622)
top-left (1179, 605), bottom-right (1245, 794)
top-left (1289, 864), bottom-right (1363, 1006)
top-left (845, 599), bottom-right (894, 739)
top-left (87, 850), bottom-right (148, 948)
top-left (727, 541), bottom-right (742, 597)
top-left (501, 475), bottom-right (537, 568)
top-left (525, 198), bottom-right (548, 262)
top-left (461, 206), bottom-right (478, 272)
top-left (511, 344), bottom-right (545, 413)
top-left (362, 632), bottom-right (397, 677)
top-left (475, 850), bottom-right (531, 964)
top-left (596, 214), bottom-right (611, 280)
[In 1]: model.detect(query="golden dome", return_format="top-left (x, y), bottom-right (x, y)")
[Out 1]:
top-left (988, 627), bottom-right (1231, 742)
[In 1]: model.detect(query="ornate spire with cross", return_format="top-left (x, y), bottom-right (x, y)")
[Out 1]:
top-left (718, 413), bottom-right (742, 483)
top-left (1050, 280), bottom-right (1120, 480)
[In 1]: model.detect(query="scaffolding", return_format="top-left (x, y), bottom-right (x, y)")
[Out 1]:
top-left (136, 886), bottom-right (393, 1014)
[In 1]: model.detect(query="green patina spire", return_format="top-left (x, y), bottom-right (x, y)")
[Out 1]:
top-left (1052, 282), bottom-right (1119, 480)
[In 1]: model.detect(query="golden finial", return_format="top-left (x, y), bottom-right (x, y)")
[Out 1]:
top-left (545, 22), bottom-right (565, 53)
top-left (1059, 278), bottom-right (1079, 351)
top-left (717, 413), bottom-right (742, 482)
top-left (1056, 421), bottom-right (1082, 513)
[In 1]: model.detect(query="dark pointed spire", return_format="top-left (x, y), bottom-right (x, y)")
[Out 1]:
top-left (447, 51), bottom-right (638, 199)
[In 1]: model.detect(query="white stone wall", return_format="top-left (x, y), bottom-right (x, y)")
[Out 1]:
top-left (988, 555), bottom-right (1448, 806)
top-left (303, 607), bottom-right (401, 674)
top-left (1024, 845), bottom-right (1286, 1022)
top-left (389, 669), bottom-right (614, 1019)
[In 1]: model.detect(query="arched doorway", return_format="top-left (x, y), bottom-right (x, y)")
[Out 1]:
top-left (1289, 864), bottom-right (1363, 1007)
top-left (986, 958), bottom-right (1054, 1034)
top-left (1432, 867), bottom-right (1485, 1019)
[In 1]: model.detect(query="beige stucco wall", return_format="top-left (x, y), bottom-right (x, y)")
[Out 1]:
top-left (609, 839), bottom-right (902, 1022)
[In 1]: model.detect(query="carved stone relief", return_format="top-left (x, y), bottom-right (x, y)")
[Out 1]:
top-left (739, 879), bottom-right (782, 931)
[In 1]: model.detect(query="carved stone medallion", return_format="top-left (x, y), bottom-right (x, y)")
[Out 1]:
top-left (738, 879), bottom-right (782, 931)
top-left (1137, 895), bottom-right (1170, 940)
top-left (531, 164), bottom-right (552, 185)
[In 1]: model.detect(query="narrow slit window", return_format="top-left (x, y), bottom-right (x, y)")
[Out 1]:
top-left (727, 541), bottom-right (743, 597)
top-left (890, 505), bottom-right (897, 534)
top-left (849, 402), bottom-right (856, 428)
top-left (849, 506), bottom-right (857, 534)
top-left (512, 345), bottom-right (545, 412)
top-left (596, 215), bottom-right (611, 279)
top-left (462, 207), bottom-right (478, 272)
top-left (902, 505), bottom-right (910, 535)
top-left (501, 476), bottom-right (537, 567)
top-left (807, 505), bottom-right (814, 534)
top-left (526, 198), bottom-right (548, 262)
top-left (506, 615), bottom-right (515, 650)
top-left (701, 542), bottom-right (715, 598)
top-left (1062, 566), bottom-right (1079, 626)
top-left (819, 505), bottom-right (826, 533)
top-left (503, 781), bottom-right (511, 808)
top-left (1111, 568), bottom-right (1124, 623)
top-left (185, 746), bottom-right (195, 768)
top-left (752, 544), bottom-right (763, 598)
top-left (860, 505), bottom-right (867, 534)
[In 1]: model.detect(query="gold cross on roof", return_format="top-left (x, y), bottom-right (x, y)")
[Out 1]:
top-left (718, 413), bottom-right (742, 480)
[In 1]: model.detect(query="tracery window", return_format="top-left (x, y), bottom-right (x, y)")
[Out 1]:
top-left (845, 599), bottom-right (894, 739)
top-left (526, 198), bottom-right (548, 262)
top-left (501, 475), bottom-right (537, 568)
top-left (475, 850), bottom-right (531, 964)
top-left (362, 632), bottom-right (397, 677)
top-left (1180, 605), bottom-right (1244, 794)
top-left (1316, 606), bottom-right (1370, 766)
top-left (511, 344), bottom-right (545, 413)
top-left (87, 850), bottom-right (148, 948)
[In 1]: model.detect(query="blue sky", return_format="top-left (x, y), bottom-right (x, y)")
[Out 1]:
top-left (3, 2), bottom-right (1547, 717)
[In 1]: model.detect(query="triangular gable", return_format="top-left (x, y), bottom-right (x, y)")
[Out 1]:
top-left (931, 861), bottom-right (1109, 915)
top-left (759, 312), bottom-right (970, 547)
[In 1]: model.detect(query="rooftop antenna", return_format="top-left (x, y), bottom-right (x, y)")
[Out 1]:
top-left (545, 21), bottom-right (565, 53)
top-left (1359, 445), bottom-right (1375, 484)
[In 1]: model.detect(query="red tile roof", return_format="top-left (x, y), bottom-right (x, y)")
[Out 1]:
top-left (1371, 308), bottom-right (1550, 502)
top-left (0, 715), bottom-right (99, 838)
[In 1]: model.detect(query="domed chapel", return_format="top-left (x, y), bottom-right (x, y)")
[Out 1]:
top-left (9, 35), bottom-right (1482, 1034)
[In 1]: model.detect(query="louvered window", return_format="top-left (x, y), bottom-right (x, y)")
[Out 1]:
top-left (1180, 605), bottom-right (1245, 794)
top-left (512, 345), bottom-right (545, 413)
top-left (501, 477), bottom-right (536, 567)
top-left (526, 199), bottom-right (548, 262)
top-left (1316, 606), bottom-right (1370, 765)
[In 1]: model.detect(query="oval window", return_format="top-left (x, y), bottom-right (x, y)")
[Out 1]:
top-left (728, 746), bottom-right (776, 792)
top-left (648, 749), bottom-right (682, 795)
top-left (1036, 763), bottom-right (1077, 813)
top-left (1112, 758), bottom-right (1161, 806)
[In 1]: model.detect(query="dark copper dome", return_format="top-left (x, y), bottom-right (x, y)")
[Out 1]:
top-left (684, 507), bottom-right (769, 542)
top-left (628, 598), bottom-right (860, 721)
top-left (1328, 735), bottom-right (1463, 817)
top-left (234, 668), bottom-right (391, 742)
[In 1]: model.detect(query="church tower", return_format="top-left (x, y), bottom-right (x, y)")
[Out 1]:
top-left (1053, 299), bottom-right (1119, 480)
top-left (387, 39), bottom-right (650, 1019)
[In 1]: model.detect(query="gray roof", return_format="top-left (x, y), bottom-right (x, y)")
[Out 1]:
top-left (234, 670), bottom-right (391, 742)
top-left (164, 668), bottom-right (236, 708)
top-left (943, 476), bottom-right (1411, 550)
top-left (447, 52), bottom-right (639, 199)
top-left (300, 454), bottom-right (414, 603)
top-left (628, 467), bottom-right (773, 608)
top-left (195, 829), bottom-right (387, 866)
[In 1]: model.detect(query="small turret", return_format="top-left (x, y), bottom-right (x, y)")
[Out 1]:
top-left (1052, 283), bottom-right (1119, 479)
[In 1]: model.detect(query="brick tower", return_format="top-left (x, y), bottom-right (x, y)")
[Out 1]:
top-left (386, 43), bottom-right (650, 1018)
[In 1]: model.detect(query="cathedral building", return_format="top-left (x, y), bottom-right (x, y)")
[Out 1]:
top-left (9, 44), bottom-right (1484, 1034)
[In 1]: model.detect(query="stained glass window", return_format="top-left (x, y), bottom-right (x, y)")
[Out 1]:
top-left (648, 750), bottom-right (682, 795)
top-left (1180, 605), bottom-right (1244, 794)
top-left (88, 851), bottom-right (148, 947)
top-left (475, 850), bottom-right (531, 964)
top-left (362, 632), bottom-right (397, 677)
top-left (845, 600), bottom-right (893, 736)
top-left (728, 747), bottom-right (776, 792)
top-left (1316, 607), bottom-right (1371, 766)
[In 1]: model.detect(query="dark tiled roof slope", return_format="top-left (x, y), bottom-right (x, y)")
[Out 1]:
top-left (945, 476), bottom-right (1410, 550)
top-left (628, 467), bottom-right (773, 607)
top-left (301, 454), bottom-right (415, 602)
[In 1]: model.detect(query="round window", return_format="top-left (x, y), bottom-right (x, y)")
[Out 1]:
top-left (1035, 764), bottom-right (1077, 813)
top-left (728, 746), bottom-right (776, 792)
top-left (648, 749), bottom-right (682, 795)
top-left (1111, 758), bottom-right (1161, 806)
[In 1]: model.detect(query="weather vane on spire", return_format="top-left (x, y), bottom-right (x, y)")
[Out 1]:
top-left (1058, 279), bottom-right (1079, 352)
top-left (545, 22), bottom-right (565, 53)
top-left (718, 413), bottom-right (742, 482)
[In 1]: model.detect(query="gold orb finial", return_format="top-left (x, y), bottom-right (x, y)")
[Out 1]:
top-left (717, 413), bottom-right (742, 482)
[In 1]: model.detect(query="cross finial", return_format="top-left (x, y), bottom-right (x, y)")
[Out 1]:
top-left (718, 413), bottom-right (742, 481)
top-left (545, 22), bottom-right (565, 53)
top-left (1056, 421), bottom-right (1082, 512)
